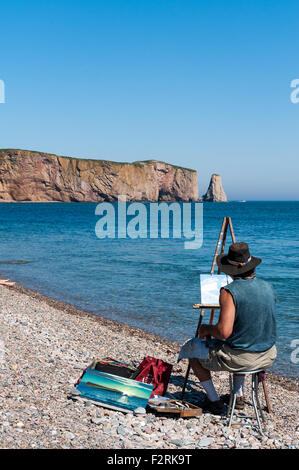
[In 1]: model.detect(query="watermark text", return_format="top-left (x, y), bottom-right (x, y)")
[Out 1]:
top-left (95, 196), bottom-right (203, 249)
top-left (290, 339), bottom-right (299, 364)
top-left (290, 79), bottom-right (299, 103)
top-left (0, 80), bottom-right (5, 103)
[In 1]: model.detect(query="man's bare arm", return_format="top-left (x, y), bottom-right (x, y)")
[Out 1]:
top-left (198, 288), bottom-right (236, 340)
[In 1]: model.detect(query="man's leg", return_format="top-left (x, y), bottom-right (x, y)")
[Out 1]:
top-left (189, 358), bottom-right (219, 402)
top-left (189, 358), bottom-right (211, 381)
top-left (233, 374), bottom-right (245, 396)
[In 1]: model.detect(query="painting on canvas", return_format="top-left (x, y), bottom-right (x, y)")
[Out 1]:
top-left (200, 274), bottom-right (233, 306)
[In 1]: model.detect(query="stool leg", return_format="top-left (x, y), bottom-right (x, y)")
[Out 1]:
top-left (228, 393), bottom-right (237, 428)
top-left (227, 373), bottom-right (233, 417)
top-left (251, 374), bottom-right (263, 434)
top-left (254, 374), bottom-right (266, 423)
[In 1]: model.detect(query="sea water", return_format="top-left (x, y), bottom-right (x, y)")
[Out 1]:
top-left (0, 201), bottom-right (297, 378)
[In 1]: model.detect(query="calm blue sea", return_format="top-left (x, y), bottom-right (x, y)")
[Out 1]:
top-left (0, 201), bottom-right (298, 379)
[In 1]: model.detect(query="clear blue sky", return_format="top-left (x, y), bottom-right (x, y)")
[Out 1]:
top-left (0, 0), bottom-right (298, 200)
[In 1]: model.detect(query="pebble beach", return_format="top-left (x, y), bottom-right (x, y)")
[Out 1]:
top-left (0, 284), bottom-right (298, 450)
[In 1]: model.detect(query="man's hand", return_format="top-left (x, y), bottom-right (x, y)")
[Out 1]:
top-left (198, 324), bottom-right (213, 339)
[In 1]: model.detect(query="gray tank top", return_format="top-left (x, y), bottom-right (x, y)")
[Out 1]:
top-left (223, 277), bottom-right (277, 352)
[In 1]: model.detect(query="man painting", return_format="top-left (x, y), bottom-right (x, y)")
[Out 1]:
top-left (178, 242), bottom-right (277, 414)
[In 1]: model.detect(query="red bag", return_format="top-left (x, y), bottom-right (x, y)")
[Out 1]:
top-left (135, 356), bottom-right (173, 397)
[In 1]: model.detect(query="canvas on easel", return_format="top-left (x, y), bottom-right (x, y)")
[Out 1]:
top-left (200, 274), bottom-right (233, 306)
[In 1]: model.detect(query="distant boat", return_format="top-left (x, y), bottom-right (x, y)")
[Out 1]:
top-left (238, 200), bottom-right (246, 202)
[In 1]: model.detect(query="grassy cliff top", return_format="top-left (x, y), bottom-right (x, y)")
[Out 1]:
top-left (0, 149), bottom-right (196, 173)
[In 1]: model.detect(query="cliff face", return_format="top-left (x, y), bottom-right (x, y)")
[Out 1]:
top-left (0, 149), bottom-right (198, 202)
top-left (201, 173), bottom-right (227, 202)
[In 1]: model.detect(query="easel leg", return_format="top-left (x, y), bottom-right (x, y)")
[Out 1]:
top-left (228, 217), bottom-right (236, 243)
top-left (210, 217), bottom-right (227, 274)
top-left (181, 364), bottom-right (191, 400)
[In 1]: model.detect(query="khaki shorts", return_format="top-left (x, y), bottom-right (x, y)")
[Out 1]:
top-left (199, 343), bottom-right (277, 373)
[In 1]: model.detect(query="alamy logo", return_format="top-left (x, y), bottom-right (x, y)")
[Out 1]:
top-left (290, 339), bottom-right (299, 364)
top-left (95, 196), bottom-right (203, 249)
top-left (290, 79), bottom-right (299, 104)
top-left (0, 80), bottom-right (5, 103)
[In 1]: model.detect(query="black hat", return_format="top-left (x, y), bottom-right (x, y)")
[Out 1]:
top-left (217, 242), bottom-right (262, 276)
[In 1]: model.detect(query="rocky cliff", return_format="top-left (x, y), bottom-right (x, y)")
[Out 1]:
top-left (201, 173), bottom-right (227, 202)
top-left (0, 149), bottom-right (198, 202)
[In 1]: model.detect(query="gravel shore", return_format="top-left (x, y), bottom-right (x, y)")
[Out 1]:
top-left (0, 284), bottom-right (298, 449)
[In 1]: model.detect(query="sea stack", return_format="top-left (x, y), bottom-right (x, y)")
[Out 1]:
top-left (201, 173), bottom-right (228, 202)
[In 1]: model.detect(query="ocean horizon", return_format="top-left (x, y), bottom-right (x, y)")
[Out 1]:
top-left (0, 200), bottom-right (298, 379)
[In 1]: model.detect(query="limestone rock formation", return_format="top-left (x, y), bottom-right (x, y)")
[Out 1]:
top-left (0, 149), bottom-right (198, 202)
top-left (201, 173), bottom-right (228, 202)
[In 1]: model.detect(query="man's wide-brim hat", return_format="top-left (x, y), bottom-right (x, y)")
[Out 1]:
top-left (217, 242), bottom-right (262, 276)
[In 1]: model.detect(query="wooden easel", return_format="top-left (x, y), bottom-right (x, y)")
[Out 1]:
top-left (181, 216), bottom-right (271, 413)
top-left (181, 216), bottom-right (235, 399)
